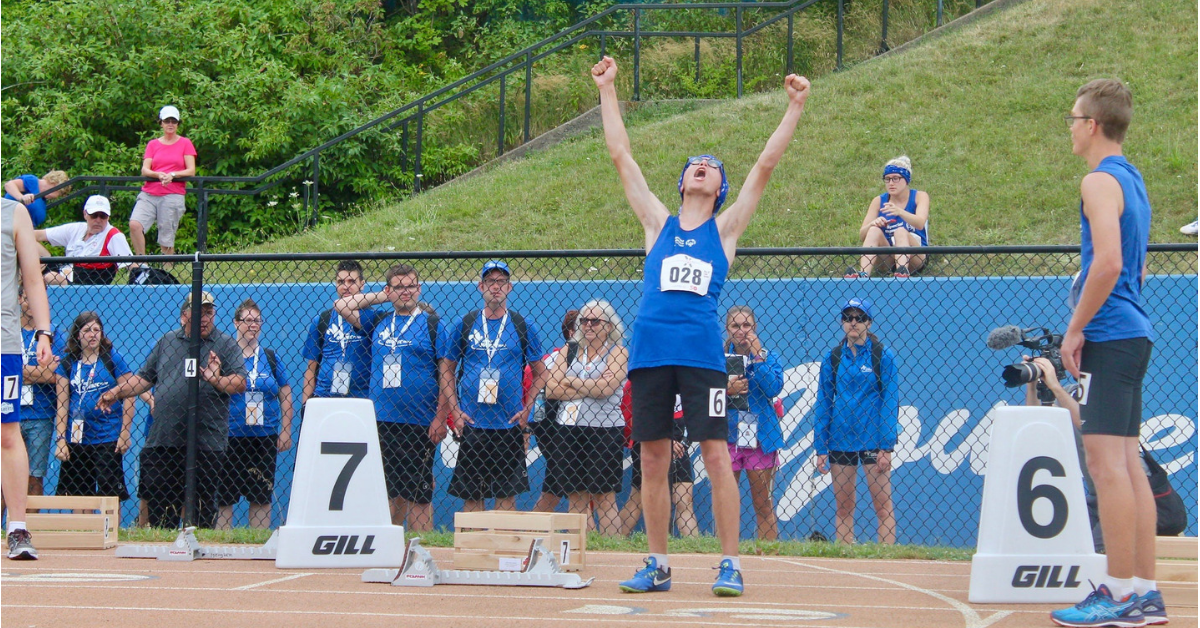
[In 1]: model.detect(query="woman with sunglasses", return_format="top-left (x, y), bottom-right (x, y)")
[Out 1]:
top-left (130, 105), bottom-right (196, 257)
top-left (53, 312), bottom-right (134, 501)
top-left (814, 298), bottom-right (899, 545)
top-left (33, 195), bottom-right (133, 286)
top-left (217, 299), bottom-right (293, 529)
top-left (544, 300), bottom-right (628, 536)
top-left (848, 156), bottom-right (930, 279)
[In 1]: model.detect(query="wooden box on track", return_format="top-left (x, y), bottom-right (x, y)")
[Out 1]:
top-left (453, 511), bottom-right (586, 572)
top-left (24, 496), bottom-right (119, 549)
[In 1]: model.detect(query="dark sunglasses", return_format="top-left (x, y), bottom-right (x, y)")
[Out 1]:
top-left (841, 314), bottom-right (870, 323)
top-left (686, 155), bottom-right (723, 170)
top-left (578, 317), bottom-right (609, 326)
top-left (87, 213), bottom-right (110, 220)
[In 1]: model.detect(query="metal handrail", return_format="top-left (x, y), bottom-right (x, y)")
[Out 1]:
top-left (33, 0), bottom-right (989, 252)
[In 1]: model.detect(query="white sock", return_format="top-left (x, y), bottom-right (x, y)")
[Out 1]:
top-left (7, 521), bottom-right (26, 535)
top-left (650, 553), bottom-right (670, 571)
top-left (1105, 576), bottom-right (1135, 600)
top-left (723, 555), bottom-right (741, 570)
top-left (1132, 577), bottom-right (1157, 596)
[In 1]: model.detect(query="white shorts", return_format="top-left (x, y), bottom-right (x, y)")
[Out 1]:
top-left (131, 192), bottom-right (187, 248)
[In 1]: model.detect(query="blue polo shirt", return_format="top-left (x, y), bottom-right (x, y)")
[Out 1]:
top-left (370, 310), bottom-right (445, 426)
top-left (302, 308), bottom-right (379, 398)
top-left (814, 338), bottom-right (899, 454)
top-left (444, 311), bottom-right (542, 430)
top-left (2, 175), bottom-right (47, 227)
top-left (228, 346), bottom-right (291, 438)
top-left (57, 350), bottom-right (131, 445)
top-left (19, 326), bottom-right (66, 421)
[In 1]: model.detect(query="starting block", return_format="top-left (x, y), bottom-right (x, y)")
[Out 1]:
top-left (362, 537), bottom-right (593, 589)
top-left (116, 527), bottom-right (278, 561)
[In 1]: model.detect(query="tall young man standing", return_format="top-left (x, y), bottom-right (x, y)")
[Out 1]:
top-left (1052, 79), bottom-right (1162, 628)
top-left (591, 56), bottom-right (810, 597)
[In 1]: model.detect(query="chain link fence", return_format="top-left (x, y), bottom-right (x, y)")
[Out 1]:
top-left (23, 246), bottom-right (1196, 547)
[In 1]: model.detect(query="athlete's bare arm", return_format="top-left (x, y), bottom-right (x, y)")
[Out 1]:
top-left (592, 56), bottom-right (670, 252)
top-left (716, 74), bottom-right (811, 261)
top-left (12, 204), bottom-right (52, 363)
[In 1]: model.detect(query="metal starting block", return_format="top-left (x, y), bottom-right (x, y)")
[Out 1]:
top-left (362, 537), bottom-right (593, 589)
top-left (115, 527), bottom-right (279, 561)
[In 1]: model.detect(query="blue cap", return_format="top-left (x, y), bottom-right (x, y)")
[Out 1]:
top-left (678, 155), bottom-right (729, 214)
top-left (481, 260), bottom-right (511, 279)
top-left (841, 297), bottom-right (874, 320)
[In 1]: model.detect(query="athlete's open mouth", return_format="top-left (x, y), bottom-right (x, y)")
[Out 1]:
top-left (693, 167), bottom-right (707, 181)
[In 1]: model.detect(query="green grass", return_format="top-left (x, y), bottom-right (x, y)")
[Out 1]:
top-left (118, 527), bottom-right (972, 561)
top-left (248, 0), bottom-right (1196, 255)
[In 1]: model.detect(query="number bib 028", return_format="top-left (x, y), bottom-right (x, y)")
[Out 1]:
top-left (660, 254), bottom-right (713, 296)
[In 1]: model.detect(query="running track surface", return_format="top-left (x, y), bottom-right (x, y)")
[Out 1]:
top-left (2, 547), bottom-right (1196, 628)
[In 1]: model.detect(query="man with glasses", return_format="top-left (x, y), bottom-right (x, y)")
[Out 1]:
top-left (302, 260), bottom-right (376, 408)
top-left (591, 56), bottom-right (811, 597)
top-left (98, 291), bottom-right (246, 528)
top-left (34, 196), bottom-right (133, 286)
top-left (443, 260), bottom-right (544, 513)
top-left (335, 263), bottom-right (448, 531)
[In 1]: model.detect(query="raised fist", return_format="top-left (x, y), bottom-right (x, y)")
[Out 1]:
top-left (591, 56), bottom-right (617, 89)
top-left (785, 74), bottom-right (811, 107)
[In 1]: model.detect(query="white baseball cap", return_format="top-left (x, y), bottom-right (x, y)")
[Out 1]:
top-left (83, 195), bottom-right (111, 216)
top-left (159, 105), bottom-right (181, 121)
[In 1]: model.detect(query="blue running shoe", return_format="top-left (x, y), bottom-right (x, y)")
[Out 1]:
top-left (1051, 584), bottom-right (1145, 627)
top-left (1138, 590), bottom-right (1168, 625)
top-left (619, 557), bottom-right (671, 593)
top-left (712, 559), bottom-right (744, 597)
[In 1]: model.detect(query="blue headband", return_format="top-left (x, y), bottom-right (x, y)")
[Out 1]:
top-left (678, 155), bottom-right (729, 214)
top-left (883, 164), bottom-right (911, 183)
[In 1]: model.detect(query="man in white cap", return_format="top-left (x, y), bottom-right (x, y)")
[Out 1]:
top-left (34, 195), bottom-right (133, 286)
top-left (130, 105), bottom-right (196, 256)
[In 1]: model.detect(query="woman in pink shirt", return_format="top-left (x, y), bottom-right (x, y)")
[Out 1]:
top-left (130, 105), bottom-right (196, 256)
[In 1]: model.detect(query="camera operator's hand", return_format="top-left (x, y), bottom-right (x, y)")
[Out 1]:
top-left (1031, 357), bottom-right (1063, 391)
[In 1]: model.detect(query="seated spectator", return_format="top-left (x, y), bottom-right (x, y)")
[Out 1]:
top-left (16, 288), bottom-right (66, 497)
top-left (531, 308), bottom-right (578, 513)
top-left (53, 312), bottom-right (133, 501)
top-left (130, 105), bottom-right (196, 256)
top-left (34, 196), bottom-right (132, 286)
top-left (544, 300), bottom-right (628, 535)
top-left (218, 300), bottom-right (293, 530)
top-left (724, 306), bottom-right (784, 541)
top-left (3, 170), bottom-right (70, 228)
top-left (847, 156), bottom-right (930, 279)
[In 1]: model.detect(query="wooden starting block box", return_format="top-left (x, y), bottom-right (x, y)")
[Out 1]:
top-left (454, 511), bottom-right (587, 573)
top-left (24, 496), bottom-right (119, 549)
top-left (1155, 536), bottom-right (1197, 582)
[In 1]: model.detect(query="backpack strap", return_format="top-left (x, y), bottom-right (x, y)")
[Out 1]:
top-left (456, 310), bottom-right (481, 380)
top-left (314, 309), bottom-right (333, 355)
top-left (829, 344), bottom-right (843, 401)
top-left (425, 312), bottom-right (440, 357)
top-left (101, 351), bottom-right (118, 383)
top-left (509, 311), bottom-right (530, 363)
top-left (263, 348), bottom-right (279, 378)
top-left (871, 339), bottom-right (885, 393)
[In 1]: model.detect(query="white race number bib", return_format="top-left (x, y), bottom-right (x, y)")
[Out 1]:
top-left (660, 254), bottom-right (713, 296)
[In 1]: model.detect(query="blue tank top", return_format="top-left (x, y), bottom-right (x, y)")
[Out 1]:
top-left (1079, 156), bottom-right (1153, 342)
top-left (878, 189), bottom-right (928, 245)
top-left (629, 215), bottom-right (728, 372)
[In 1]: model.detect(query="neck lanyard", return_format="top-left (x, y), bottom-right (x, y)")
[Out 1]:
top-left (480, 312), bottom-right (508, 366)
top-left (74, 358), bottom-right (99, 416)
top-left (247, 346), bottom-right (261, 388)
top-left (389, 310), bottom-right (421, 354)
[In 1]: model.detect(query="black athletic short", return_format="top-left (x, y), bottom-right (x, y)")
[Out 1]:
top-left (629, 365), bottom-right (728, 443)
top-left (1078, 337), bottom-right (1153, 437)
top-left (448, 425), bottom-right (529, 501)
top-left (535, 419), bottom-right (569, 498)
top-left (378, 421), bottom-right (436, 504)
top-left (828, 449), bottom-right (880, 467)
top-left (58, 442), bottom-right (130, 501)
top-left (218, 436), bottom-right (277, 506)
top-left (140, 446), bottom-right (225, 529)
top-left (630, 440), bottom-right (695, 489)
top-left (550, 425), bottom-right (625, 495)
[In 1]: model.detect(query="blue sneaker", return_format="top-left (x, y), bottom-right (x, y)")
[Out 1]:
top-left (1051, 584), bottom-right (1145, 627)
top-left (619, 557), bottom-right (671, 593)
top-left (1138, 590), bottom-right (1168, 625)
top-left (712, 559), bottom-right (744, 597)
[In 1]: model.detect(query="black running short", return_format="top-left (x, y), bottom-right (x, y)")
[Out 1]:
top-left (1078, 337), bottom-right (1153, 437)
top-left (629, 365), bottom-right (728, 443)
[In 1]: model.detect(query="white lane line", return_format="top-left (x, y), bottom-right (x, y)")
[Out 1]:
top-left (767, 557), bottom-right (1013, 628)
top-left (230, 573), bottom-right (313, 590)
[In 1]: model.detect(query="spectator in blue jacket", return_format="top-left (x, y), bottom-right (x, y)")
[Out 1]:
top-left (814, 298), bottom-right (899, 544)
top-left (723, 306), bottom-right (784, 540)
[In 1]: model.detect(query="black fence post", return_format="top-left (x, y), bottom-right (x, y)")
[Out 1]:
top-left (787, 13), bottom-right (795, 75)
top-left (309, 155), bottom-right (321, 227)
top-left (414, 103), bottom-right (424, 195)
top-left (195, 181), bottom-right (208, 253)
top-left (937, 0), bottom-right (944, 27)
top-left (633, 8), bottom-right (641, 102)
top-left (836, 0), bottom-right (845, 71)
top-left (736, 7), bottom-right (744, 98)
top-left (498, 72), bottom-right (507, 157)
top-left (599, 33), bottom-right (606, 61)
top-left (880, 0), bottom-right (890, 54)
top-left (524, 52), bottom-right (533, 144)
top-left (400, 120), bottom-right (409, 172)
top-left (182, 256), bottom-right (204, 527)
top-left (694, 36), bottom-right (701, 85)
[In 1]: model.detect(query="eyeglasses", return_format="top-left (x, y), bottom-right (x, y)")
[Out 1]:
top-left (236, 317), bottom-right (263, 325)
top-left (882, 175), bottom-right (906, 184)
top-left (841, 314), bottom-right (870, 323)
top-left (482, 278), bottom-right (510, 287)
top-left (1064, 115), bottom-right (1092, 128)
top-left (389, 282), bottom-right (420, 292)
top-left (579, 317), bottom-right (609, 326)
top-left (686, 156), bottom-right (723, 169)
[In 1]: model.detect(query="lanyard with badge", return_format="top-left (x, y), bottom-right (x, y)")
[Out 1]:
top-left (383, 310), bottom-right (420, 389)
top-left (71, 360), bottom-right (98, 444)
top-left (560, 343), bottom-right (611, 426)
top-left (330, 313), bottom-right (354, 396)
top-left (660, 253), bottom-right (713, 296)
top-left (20, 332), bottom-right (37, 407)
top-left (477, 313), bottom-right (507, 405)
top-left (245, 347), bottom-right (265, 426)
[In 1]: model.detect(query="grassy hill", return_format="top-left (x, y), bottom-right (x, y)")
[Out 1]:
top-left (251, 0), bottom-right (1197, 254)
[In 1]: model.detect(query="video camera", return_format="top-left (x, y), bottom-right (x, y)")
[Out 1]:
top-left (985, 325), bottom-right (1066, 392)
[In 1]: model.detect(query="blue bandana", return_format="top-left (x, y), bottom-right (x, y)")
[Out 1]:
top-left (678, 155), bottom-right (729, 214)
top-left (883, 164), bottom-right (911, 184)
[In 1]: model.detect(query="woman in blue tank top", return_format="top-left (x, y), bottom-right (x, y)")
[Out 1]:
top-left (850, 155), bottom-right (931, 279)
top-left (592, 54), bottom-right (812, 597)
